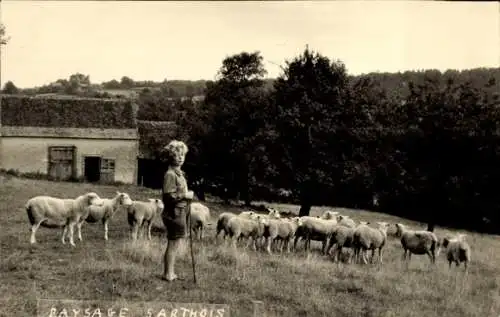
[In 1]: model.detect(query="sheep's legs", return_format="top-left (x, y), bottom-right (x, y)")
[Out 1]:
top-left (103, 220), bottom-right (109, 241)
top-left (77, 221), bottom-right (84, 242)
top-left (266, 238), bottom-right (272, 254)
top-left (426, 251), bottom-right (435, 264)
top-left (147, 222), bottom-right (153, 240)
top-left (362, 250), bottom-right (369, 264)
top-left (131, 223), bottom-right (139, 240)
top-left (68, 222), bottom-right (76, 247)
top-left (61, 223), bottom-right (69, 244)
top-left (378, 248), bottom-right (383, 264)
top-left (252, 238), bottom-right (258, 251)
top-left (336, 247), bottom-right (342, 263)
top-left (30, 219), bottom-right (46, 244)
top-left (244, 237), bottom-right (252, 249)
top-left (293, 236), bottom-right (301, 252)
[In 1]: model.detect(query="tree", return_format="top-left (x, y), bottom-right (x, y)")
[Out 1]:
top-left (2, 81), bottom-right (18, 94)
top-left (65, 73), bottom-right (90, 95)
top-left (0, 23), bottom-right (11, 131)
top-left (120, 76), bottom-right (135, 88)
top-left (204, 51), bottom-right (270, 205)
top-left (272, 46), bottom-right (350, 216)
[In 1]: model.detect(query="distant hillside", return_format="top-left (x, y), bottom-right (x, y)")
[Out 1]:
top-left (8, 68), bottom-right (499, 101)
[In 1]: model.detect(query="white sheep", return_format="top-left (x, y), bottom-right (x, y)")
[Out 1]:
top-left (226, 213), bottom-right (265, 250)
top-left (294, 216), bottom-right (338, 254)
top-left (336, 215), bottom-right (357, 228)
top-left (353, 221), bottom-right (390, 264)
top-left (78, 191), bottom-right (133, 241)
top-left (442, 234), bottom-right (471, 271)
top-left (216, 212), bottom-right (238, 240)
top-left (127, 198), bottom-right (164, 240)
top-left (259, 216), bottom-right (303, 254)
top-left (25, 192), bottom-right (104, 246)
top-left (189, 202), bottom-right (211, 240)
top-left (326, 225), bottom-right (358, 263)
top-left (394, 223), bottom-right (441, 265)
top-left (215, 211), bottom-right (256, 241)
top-left (320, 210), bottom-right (340, 220)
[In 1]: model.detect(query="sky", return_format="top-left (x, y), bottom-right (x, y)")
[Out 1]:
top-left (1, 1), bottom-right (499, 88)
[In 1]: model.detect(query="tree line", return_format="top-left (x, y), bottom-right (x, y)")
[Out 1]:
top-left (3, 46), bottom-right (499, 234)
top-left (138, 48), bottom-right (500, 234)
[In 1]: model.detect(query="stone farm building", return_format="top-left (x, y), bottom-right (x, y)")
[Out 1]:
top-left (0, 95), bottom-right (178, 186)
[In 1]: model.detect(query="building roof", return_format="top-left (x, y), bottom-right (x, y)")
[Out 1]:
top-left (1, 94), bottom-right (138, 129)
top-left (137, 120), bottom-right (178, 159)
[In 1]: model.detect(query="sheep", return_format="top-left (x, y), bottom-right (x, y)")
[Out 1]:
top-left (216, 212), bottom-right (238, 240)
top-left (78, 191), bottom-right (133, 241)
top-left (320, 210), bottom-right (340, 220)
top-left (442, 234), bottom-right (471, 271)
top-left (189, 202), bottom-right (211, 240)
top-left (326, 225), bottom-right (357, 263)
top-left (394, 223), bottom-right (441, 265)
top-left (353, 222), bottom-right (390, 264)
top-left (326, 221), bottom-right (370, 263)
top-left (25, 192), bottom-right (104, 246)
top-left (127, 198), bottom-right (164, 240)
top-left (226, 213), bottom-right (265, 250)
top-left (293, 216), bottom-right (338, 254)
top-left (337, 215), bottom-right (357, 228)
top-left (259, 216), bottom-right (303, 254)
top-left (216, 211), bottom-right (256, 241)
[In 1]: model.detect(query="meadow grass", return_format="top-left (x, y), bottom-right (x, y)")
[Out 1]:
top-left (0, 174), bottom-right (499, 317)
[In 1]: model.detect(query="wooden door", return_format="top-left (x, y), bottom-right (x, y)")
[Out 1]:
top-left (48, 146), bottom-right (76, 181)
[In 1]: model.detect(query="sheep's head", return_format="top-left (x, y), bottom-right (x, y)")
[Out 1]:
top-left (321, 210), bottom-right (339, 220)
top-left (240, 211), bottom-right (255, 218)
top-left (85, 192), bottom-right (104, 206)
top-left (248, 212), bottom-right (259, 221)
top-left (337, 215), bottom-right (348, 222)
top-left (394, 223), bottom-right (405, 237)
top-left (149, 198), bottom-right (164, 212)
top-left (259, 217), bottom-right (270, 226)
top-left (359, 221), bottom-right (370, 226)
top-left (376, 222), bottom-right (390, 232)
top-left (116, 191), bottom-right (133, 206)
top-left (268, 208), bottom-right (281, 219)
top-left (291, 217), bottom-right (303, 227)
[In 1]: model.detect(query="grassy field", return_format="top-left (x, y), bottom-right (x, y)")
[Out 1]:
top-left (1, 175), bottom-right (499, 317)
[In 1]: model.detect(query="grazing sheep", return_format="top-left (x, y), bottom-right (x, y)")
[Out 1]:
top-left (216, 212), bottom-right (238, 240)
top-left (189, 202), bottom-right (211, 240)
top-left (326, 225), bottom-right (358, 263)
top-left (216, 211), bottom-right (257, 241)
top-left (26, 192), bottom-right (104, 246)
top-left (226, 214), bottom-right (265, 250)
top-left (442, 234), bottom-right (471, 271)
top-left (259, 217), bottom-right (303, 254)
top-left (127, 198), bottom-right (164, 240)
top-left (78, 191), bottom-right (133, 241)
top-left (294, 216), bottom-right (338, 254)
top-left (353, 222), bottom-right (390, 264)
top-left (394, 223), bottom-right (441, 265)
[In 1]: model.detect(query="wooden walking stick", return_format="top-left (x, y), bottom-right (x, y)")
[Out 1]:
top-left (186, 200), bottom-right (197, 284)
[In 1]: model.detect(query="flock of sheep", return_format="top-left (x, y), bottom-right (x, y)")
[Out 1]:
top-left (24, 191), bottom-right (471, 270)
top-left (216, 208), bottom-right (471, 270)
top-left (25, 191), bottom-right (210, 246)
